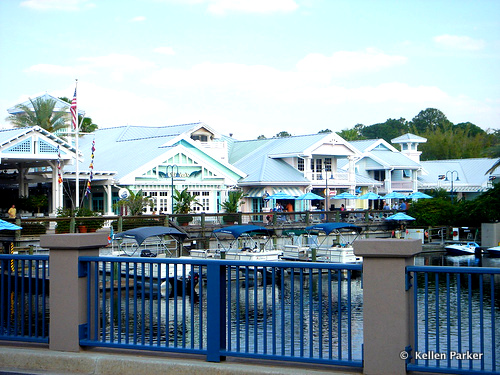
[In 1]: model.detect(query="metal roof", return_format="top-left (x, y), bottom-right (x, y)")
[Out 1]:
top-left (391, 133), bottom-right (427, 144)
top-left (419, 158), bottom-right (499, 192)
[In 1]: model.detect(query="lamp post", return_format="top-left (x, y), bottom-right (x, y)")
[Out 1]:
top-left (166, 165), bottom-right (180, 214)
top-left (444, 170), bottom-right (460, 204)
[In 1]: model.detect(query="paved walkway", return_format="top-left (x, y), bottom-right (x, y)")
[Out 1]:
top-left (0, 345), bottom-right (361, 375)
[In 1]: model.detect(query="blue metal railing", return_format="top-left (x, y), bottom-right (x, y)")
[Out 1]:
top-left (407, 265), bottom-right (500, 374)
top-left (0, 254), bottom-right (49, 343)
top-left (79, 256), bottom-right (363, 367)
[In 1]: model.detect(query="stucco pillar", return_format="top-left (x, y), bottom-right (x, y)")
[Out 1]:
top-left (40, 233), bottom-right (108, 352)
top-left (353, 239), bottom-right (421, 375)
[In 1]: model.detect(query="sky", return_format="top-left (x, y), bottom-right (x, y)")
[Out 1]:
top-left (0, 0), bottom-right (499, 140)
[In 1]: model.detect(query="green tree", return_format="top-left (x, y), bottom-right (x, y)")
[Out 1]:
top-left (337, 128), bottom-right (364, 141)
top-left (276, 131), bottom-right (292, 138)
top-left (113, 189), bottom-right (153, 215)
top-left (257, 135), bottom-right (267, 140)
top-left (418, 123), bottom-right (493, 160)
top-left (407, 198), bottom-right (455, 226)
top-left (361, 118), bottom-right (408, 143)
top-left (318, 129), bottom-right (332, 134)
top-left (409, 108), bottom-right (452, 133)
top-left (6, 97), bottom-right (69, 133)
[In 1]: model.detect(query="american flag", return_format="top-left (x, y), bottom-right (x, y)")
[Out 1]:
top-left (70, 88), bottom-right (77, 130)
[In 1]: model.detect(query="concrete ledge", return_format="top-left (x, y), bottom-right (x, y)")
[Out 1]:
top-left (40, 233), bottom-right (109, 250)
top-left (0, 346), bottom-right (359, 375)
top-left (354, 238), bottom-right (421, 258)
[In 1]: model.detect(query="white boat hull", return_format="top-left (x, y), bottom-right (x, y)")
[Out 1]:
top-left (445, 242), bottom-right (479, 256)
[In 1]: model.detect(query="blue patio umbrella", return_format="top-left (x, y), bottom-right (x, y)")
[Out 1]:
top-left (0, 219), bottom-right (22, 231)
top-left (358, 192), bottom-right (383, 200)
top-left (407, 191), bottom-right (432, 200)
top-left (296, 192), bottom-right (324, 200)
top-left (266, 191), bottom-right (295, 200)
top-left (384, 212), bottom-right (416, 221)
top-left (382, 192), bottom-right (407, 199)
top-left (296, 191), bottom-right (324, 210)
top-left (332, 192), bottom-right (358, 200)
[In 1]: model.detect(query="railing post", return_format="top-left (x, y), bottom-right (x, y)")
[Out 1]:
top-left (206, 261), bottom-right (226, 362)
top-left (40, 233), bottom-right (108, 352)
top-left (353, 239), bottom-right (421, 375)
top-left (117, 215), bottom-right (123, 232)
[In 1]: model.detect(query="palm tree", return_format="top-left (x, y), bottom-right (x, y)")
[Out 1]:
top-left (113, 189), bottom-right (153, 215)
top-left (173, 188), bottom-right (201, 214)
top-left (6, 97), bottom-right (69, 133)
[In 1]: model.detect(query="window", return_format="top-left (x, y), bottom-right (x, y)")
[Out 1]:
top-left (403, 169), bottom-right (411, 178)
top-left (191, 135), bottom-right (208, 142)
top-left (374, 170), bottom-right (386, 181)
top-left (324, 158), bottom-right (332, 172)
top-left (298, 158), bottom-right (304, 171)
top-left (316, 159), bottom-right (323, 172)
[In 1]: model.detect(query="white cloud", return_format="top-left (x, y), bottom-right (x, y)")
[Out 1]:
top-left (24, 64), bottom-right (89, 76)
top-left (154, 46), bottom-right (176, 55)
top-left (131, 16), bottom-right (146, 22)
top-left (78, 54), bottom-right (156, 81)
top-left (296, 48), bottom-right (408, 77)
top-left (433, 34), bottom-right (486, 51)
top-left (207, 0), bottom-right (298, 14)
top-left (155, 0), bottom-right (298, 14)
top-left (20, 0), bottom-right (95, 11)
top-left (24, 54), bottom-right (156, 82)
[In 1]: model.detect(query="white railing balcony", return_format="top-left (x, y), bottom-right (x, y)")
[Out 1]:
top-left (390, 181), bottom-right (413, 190)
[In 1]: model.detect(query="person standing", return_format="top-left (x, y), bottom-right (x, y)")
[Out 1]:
top-left (8, 205), bottom-right (16, 219)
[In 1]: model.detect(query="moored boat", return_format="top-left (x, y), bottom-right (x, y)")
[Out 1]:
top-left (190, 224), bottom-right (281, 261)
top-left (445, 242), bottom-right (480, 256)
top-left (103, 226), bottom-right (198, 297)
top-left (304, 222), bottom-right (363, 264)
top-left (486, 246), bottom-right (500, 257)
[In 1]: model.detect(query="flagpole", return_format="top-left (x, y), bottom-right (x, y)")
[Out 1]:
top-left (73, 79), bottom-right (79, 210)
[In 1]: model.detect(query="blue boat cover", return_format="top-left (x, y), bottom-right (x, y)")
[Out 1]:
top-left (305, 222), bottom-right (362, 235)
top-left (114, 226), bottom-right (187, 246)
top-left (213, 224), bottom-right (273, 238)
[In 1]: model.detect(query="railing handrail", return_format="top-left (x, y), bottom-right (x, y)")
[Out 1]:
top-left (408, 265), bottom-right (500, 274)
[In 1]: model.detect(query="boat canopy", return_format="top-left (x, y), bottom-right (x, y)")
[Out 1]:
top-left (305, 222), bottom-right (362, 236)
top-left (114, 226), bottom-right (188, 246)
top-left (213, 225), bottom-right (273, 239)
top-left (0, 219), bottom-right (22, 231)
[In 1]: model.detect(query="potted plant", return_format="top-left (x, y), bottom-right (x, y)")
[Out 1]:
top-left (220, 190), bottom-right (246, 225)
top-left (29, 194), bottom-right (48, 217)
top-left (55, 207), bottom-right (73, 233)
top-left (55, 207), bottom-right (104, 233)
top-left (75, 207), bottom-right (104, 232)
top-left (173, 188), bottom-right (201, 226)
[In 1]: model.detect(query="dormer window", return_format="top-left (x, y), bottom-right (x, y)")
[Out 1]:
top-left (191, 134), bottom-right (208, 142)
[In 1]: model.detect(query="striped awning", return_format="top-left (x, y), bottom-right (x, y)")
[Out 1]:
top-left (272, 187), bottom-right (303, 197)
top-left (244, 187), bottom-right (304, 198)
top-left (245, 187), bottom-right (267, 198)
